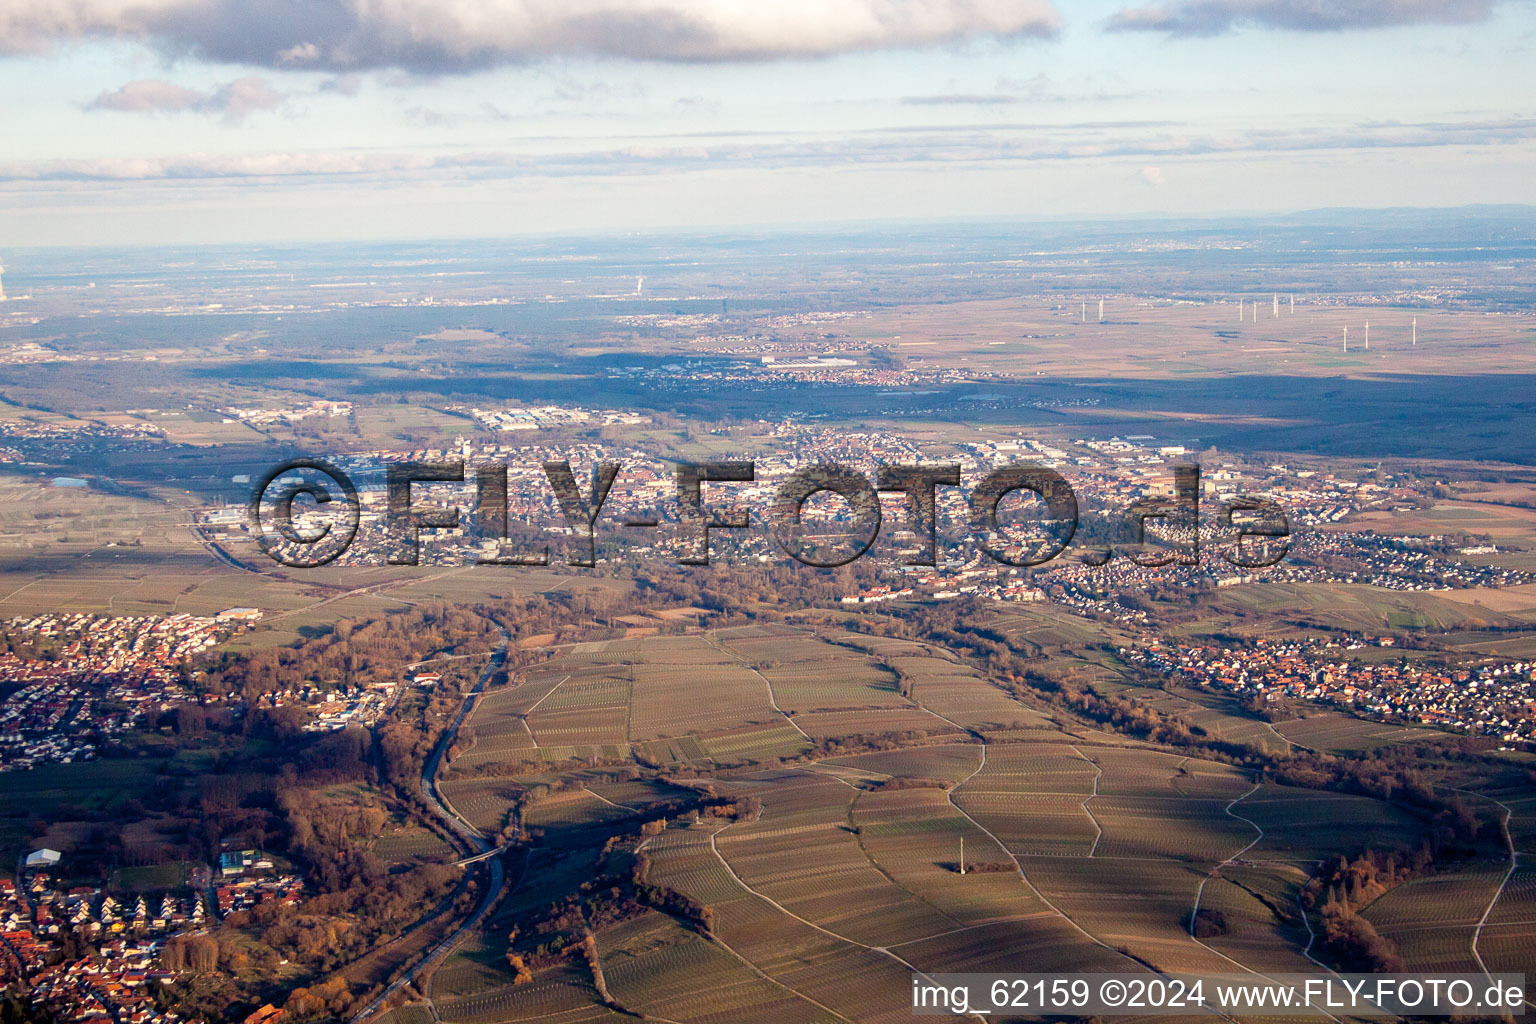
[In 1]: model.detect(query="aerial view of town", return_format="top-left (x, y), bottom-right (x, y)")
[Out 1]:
top-left (2, 1), bottom-right (1535, 1023)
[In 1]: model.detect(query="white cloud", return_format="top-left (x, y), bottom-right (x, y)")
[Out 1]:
top-left (0, 0), bottom-right (1062, 71)
top-left (1140, 164), bottom-right (1165, 186)
top-left (89, 76), bottom-right (285, 123)
top-left (1107, 0), bottom-right (1499, 36)
top-left (89, 79), bottom-right (207, 113)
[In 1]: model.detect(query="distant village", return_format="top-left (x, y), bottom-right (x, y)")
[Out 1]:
top-left (1127, 635), bottom-right (1536, 744)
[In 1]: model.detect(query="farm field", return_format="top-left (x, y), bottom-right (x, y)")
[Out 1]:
top-left (1095, 682), bottom-right (1294, 755)
top-left (371, 824), bottom-right (455, 865)
top-left (442, 697), bottom-right (1445, 1024)
top-left (447, 626), bottom-right (1055, 781)
top-left (1237, 785), bottom-right (1424, 864)
top-left (1362, 864), bottom-right (1512, 973)
top-left (597, 911), bottom-right (830, 1024)
top-left (1271, 713), bottom-right (1431, 753)
top-left (1479, 863), bottom-right (1536, 987)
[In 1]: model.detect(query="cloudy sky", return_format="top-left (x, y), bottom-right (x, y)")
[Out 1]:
top-left (2, 0), bottom-right (1534, 244)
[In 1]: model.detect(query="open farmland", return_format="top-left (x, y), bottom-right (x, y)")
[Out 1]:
top-left (329, 622), bottom-right (1514, 1023)
top-left (1479, 863), bottom-right (1536, 988)
top-left (821, 743), bottom-right (986, 784)
top-left (1362, 864), bottom-right (1512, 973)
top-left (1238, 785), bottom-right (1424, 864)
top-left (371, 824), bottom-right (455, 865)
top-left (597, 911), bottom-right (831, 1024)
top-left (447, 626), bottom-right (1062, 780)
top-left (1271, 713), bottom-right (1431, 753)
top-left (1193, 864), bottom-right (1324, 973)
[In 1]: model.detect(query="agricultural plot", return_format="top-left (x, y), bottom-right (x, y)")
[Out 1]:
top-left (435, 961), bottom-right (619, 1024)
top-left (1363, 864), bottom-right (1510, 973)
top-left (817, 631), bottom-right (936, 658)
top-left (1090, 794), bottom-right (1254, 861)
top-left (374, 1005), bottom-right (434, 1024)
top-left (452, 718), bottom-right (538, 771)
top-left (1478, 863), bottom-right (1536, 994)
top-left (1022, 855), bottom-right (1238, 973)
top-left (370, 825), bottom-right (454, 865)
top-left (628, 664), bottom-right (780, 739)
top-left (438, 777), bottom-right (523, 834)
top-left (631, 735), bottom-right (710, 765)
top-left (1192, 866), bottom-right (1323, 974)
top-left (521, 790), bottom-right (637, 830)
top-left (985, 607), bottom-right (1122, 650)
top-left (699, 723), bottom-right (811, 764)
top-left (709, 623), bottom-right (806, 642)
top-left (613, 634), bottom-right (734, 664)
top-left (892, 919), bottom-right (1133, 976)
top-left (526, 669), bottom-right (631, 746)
top-left (821, 743), bottom-right (983, 784)
top-left (584, 779), bottom-right (687, 808)
top-left (1239, 785), bottom-right (1423, 864)
top-left (714, 772), bottom-right (960, 946)
top-left (1204, 582), bottom-right (1501, 634)
top-left (718, 631), bottom-right (860, 667)
top-left (758, 661), bottom-right (906, 712)
top-left (892, 658), bottom-right (1053, 732)
top-left (1488, 785), bottom-right (1536, 852)
top-left (1171, 763), bottom-right (1261, 801)
top-left (641, 823), bottom-right (921, 1024)
top-left (792, 707), bottom-right (962, 742)
top-left (951, 743), bottom-right (1099, 856)
top-left (432, 933), bottom-right (530, 1002)
top-left (955, 789), bottom-right (1101, 856)
top-left (1273, 714), bottom-right (1429, 753)
top-left (1086, 746), bottom-right (1200, 796)
top-left (526, 706), bottom-right (630, 746)
top-left (851, 786), bottom-right (1052, 924)
top-left (597, 911), bottom-right (829, 1024)
top-left (487, 669), bottom-right (581, 715)
top-left (451, 679), bottom-right (546, 770)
